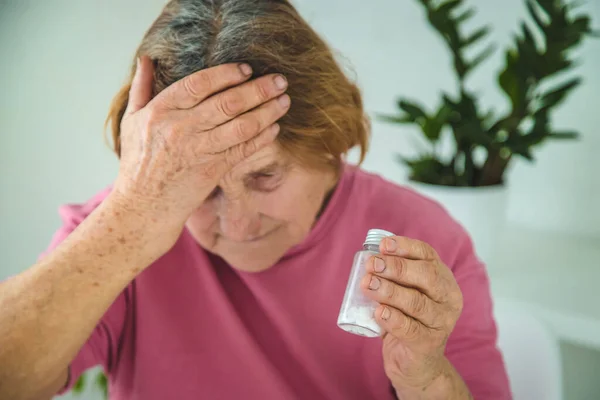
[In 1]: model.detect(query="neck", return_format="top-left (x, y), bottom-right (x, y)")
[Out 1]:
top-left (315, 166), bottom-right (341, 220)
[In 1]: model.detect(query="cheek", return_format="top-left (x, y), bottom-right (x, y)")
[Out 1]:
top-left (258, 186), bottom-right (323, 226)
top-left (187, 203), bottom-right (218, 234)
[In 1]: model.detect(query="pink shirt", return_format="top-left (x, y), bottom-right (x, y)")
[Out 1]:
top-left (45, 165), bottom-right (511, 399)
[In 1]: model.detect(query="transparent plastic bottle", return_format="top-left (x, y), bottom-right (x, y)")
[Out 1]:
top-left (337, 228), bottom-right (395, 337)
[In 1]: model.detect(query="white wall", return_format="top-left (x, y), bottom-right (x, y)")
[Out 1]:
top-left (0, 1), bottom-right (165, 274)
top-left (1, 0), bottom-right (599, 399)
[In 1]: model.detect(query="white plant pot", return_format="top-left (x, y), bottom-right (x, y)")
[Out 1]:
top-left (409, 182), bottom-right (508, 264)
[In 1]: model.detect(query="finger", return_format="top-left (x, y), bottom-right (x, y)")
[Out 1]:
top-left (124, 56), bottom-right (155, 118)
top-left (194, 73), bottom-right (288, 129)
top-left (362, 274), bottom-right (442, 329)
top-left (379, 236), bottom-right (439, 261)
top-left (375, 304), bottom-right (429, 342)
top-left (366, 255), bottom-right (447, 302)
top-left (221, 122), bottom-right (281, 168)
top-left (160, 63), bottom-right (254, 110)
top-left (198, 94), bottom-right (290, 153)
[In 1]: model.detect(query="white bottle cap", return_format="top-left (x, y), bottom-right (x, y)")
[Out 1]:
top-left (364, 229), bottom-right (395, 246)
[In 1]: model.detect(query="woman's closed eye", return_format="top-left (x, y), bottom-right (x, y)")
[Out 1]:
top-left (248, 172), bottom-right (282, 192)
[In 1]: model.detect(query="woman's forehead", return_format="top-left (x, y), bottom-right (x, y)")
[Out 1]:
top-left (228, 143), bottom-right (291, 178)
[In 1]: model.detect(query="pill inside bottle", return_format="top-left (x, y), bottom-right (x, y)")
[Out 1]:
top-left (337, 228), bottom-right (395, 337)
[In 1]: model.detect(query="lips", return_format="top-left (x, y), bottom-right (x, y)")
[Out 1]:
top-left (219, 226), bottom-right (280, 243)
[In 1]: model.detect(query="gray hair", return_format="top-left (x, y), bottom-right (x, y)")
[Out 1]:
top-left (140, 0), bottom-right (289, 93)
top-left (108, 0), bottom-right (370, 169)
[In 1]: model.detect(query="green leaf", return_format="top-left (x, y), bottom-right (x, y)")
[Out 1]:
top-left (423, 104), bottom-right (452, 141)
top-left (377, 114), bottom-right (416, 124)
top-left (435, 102), bottom-right (454, 124)
top-left (572, 16), bottom-right (592, 34)
top-left (462, 26), bottom-right (491, 47)
top-left (534, 0), bottom-right (557, 17)
top-left (539, 77), bottom-right (581, 110)
top-left (437, 0), bottom-right (463, 16)
top-left (515, 150), bottom-right (534, 161)
top-left (96, 372), bottom-right (108, 398)
top-left (526, 0), bottom-right (547, 32)
top-left (73, 374), bottom-right (86, 393)
top-left (455, 120), bottom-right (495, 147)
top-left (511, 145), bottom-right (535, 161)
top-left (554, 16), bottom-right (590, 49)
top-left (455, 7), bottom-right (475, 24)
top-left (548, 130), bottom-right (579, 139)
top-left (542, 55), bottom-right (575, 76)
top-left (498, 50), bottom-right (525, 109)
top-left (467, 44), bottom-right (496, 72)
top-left (397, 100), bottom-right (428, 123)
top-left (400, 154), bottom-right (456, 185)
top-left (521, 22), bottom-right (538, 51)
top-left (518, 22), bottom-right (544, 78)
top-left (520, 112), bottom-right (550, 146)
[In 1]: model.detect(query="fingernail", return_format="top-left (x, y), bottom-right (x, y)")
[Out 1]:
top-left (369, 276), bottom-right (380, 290)
top-left (278, 94), bottom-right (290, 107)
top-left (381, 307), bottom-right (391, 320)
top-left (274, 75), bottom-right (288, 90)
top-left (384, 238), bottom-right (397, 252)
top-left (373, 257), bottom-right (385, 273)
top-left (239, 63), bottom-right (252, 76)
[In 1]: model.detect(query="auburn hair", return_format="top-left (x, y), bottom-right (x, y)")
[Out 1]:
top-left (106, 0), bottom-right (370, 171)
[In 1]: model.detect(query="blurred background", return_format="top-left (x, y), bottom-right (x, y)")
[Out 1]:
top-left (0, 0), bottom-right (598, 399)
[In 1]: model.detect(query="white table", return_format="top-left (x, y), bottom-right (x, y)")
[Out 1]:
top-left (487, 226), bottom-right (600, 350)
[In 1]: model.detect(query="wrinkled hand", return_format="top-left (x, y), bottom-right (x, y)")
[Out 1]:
top-left (112, 56), bottom-right (291, 227)
top-left (361, 236), bottom-right (464, 396)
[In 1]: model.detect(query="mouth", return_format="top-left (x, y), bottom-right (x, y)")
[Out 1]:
top-left (219, 226), bottom-right (279, 243)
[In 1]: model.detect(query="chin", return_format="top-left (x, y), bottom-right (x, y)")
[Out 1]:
top-left (219, 253), bottom-right (280, 272)
top-left (190, 226), bottom-right (299, 272)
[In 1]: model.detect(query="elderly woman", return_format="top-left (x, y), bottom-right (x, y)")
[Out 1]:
top-left (0, 1), bottom-right (511, 399)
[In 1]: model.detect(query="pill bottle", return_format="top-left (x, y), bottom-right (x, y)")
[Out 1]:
top-left (337, 228), bottom-right (395, 337)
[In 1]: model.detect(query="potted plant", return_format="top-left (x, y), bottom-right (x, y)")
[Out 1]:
top-left (379, 0), bottom-right (597, 261)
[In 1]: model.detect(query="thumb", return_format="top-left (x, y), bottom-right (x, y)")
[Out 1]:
top-left (124, 55), bottom-right (154, 118)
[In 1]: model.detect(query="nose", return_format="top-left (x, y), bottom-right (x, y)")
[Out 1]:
top-left (216, 196), bottom-right (262, 242)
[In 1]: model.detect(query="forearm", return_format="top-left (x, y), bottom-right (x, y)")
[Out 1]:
top-left (0, 195), bottom-right (174, 400)
top-left (393, 357), bottom-right (472, 400)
